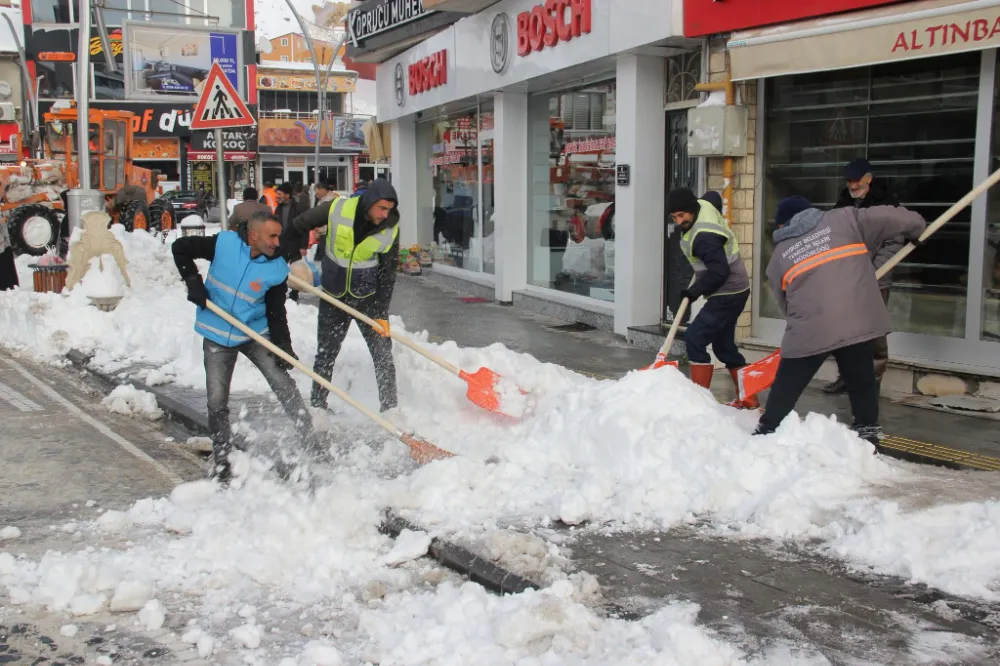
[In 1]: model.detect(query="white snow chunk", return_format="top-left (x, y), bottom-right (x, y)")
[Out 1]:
top-left (96, 510), bottom-right (130, 533)
top-left (237, 605), bottom-right (257, 619)
top-left (379, 529), bottom-right (431, 567)
top-left (81, 255), bottom-right (126, 298)
top-left (0, 552), bottom-right (15, 574)
top-left (69, 593), bottom-right (106, 616)
top-left (698, 90), bottom-right (727, 107)
top-left (109, 580), bottom-right (152, 612)
top-left (163, 510), bottom-right (196, 535)
top-left (196, 634), bottom-right (215, 658)
top-left (494, 376), bottom-right (528, 418)
top-left (60, 624), bottom-right (79, 637)
top-left (101, 385), bottom-right (163, 420)
top-left (169, 480), bottom-right (217, 507)
top-left (96, 656), bottom-right (113, 666)
top-left (558, 492), bottom-right (590, 526)
top-left (138, 599), bottom-right (166, 630)
top-left (0, 526), bottom-right (22, 540)
top-left (85, 500), bottom-right (97, 508)
top-left (229, 623), bottom-right (261, 649)
top-left (181, 628), bottom-right (204, 644)
top-left (299, 641), bottom-right (343, 666)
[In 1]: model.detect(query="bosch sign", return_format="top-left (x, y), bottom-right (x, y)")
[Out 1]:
top-left (516, 0), bottom-right (592, 56)
top-left (409, 50), bottom-right (447, 95)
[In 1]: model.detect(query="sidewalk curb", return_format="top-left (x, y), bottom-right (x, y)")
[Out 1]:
top-left (66, 349), bottom-right (541, 597)
top-left (379, 510), bottom-right (539, 596)
top-left (66, 349), bottom-right (210, 435)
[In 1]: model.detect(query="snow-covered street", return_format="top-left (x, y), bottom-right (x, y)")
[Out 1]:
top-left (2, 229), bottom-right (1000, 664)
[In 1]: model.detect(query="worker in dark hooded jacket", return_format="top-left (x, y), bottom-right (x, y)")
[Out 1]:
top-left (753, 196), bottom-right (925, 449)
top-left (666, 187), bottom-right (756, 409)
top-left (282, 178), bottom-right (401, 412)
top-left (823, 157), bottom-right (902, 395)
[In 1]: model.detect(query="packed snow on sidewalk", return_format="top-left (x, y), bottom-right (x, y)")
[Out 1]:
top-left (1, 228), bottom-right (999, 616)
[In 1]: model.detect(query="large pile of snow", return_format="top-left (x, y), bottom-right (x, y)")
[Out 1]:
top-left (2, 227), bottom-right (1000, 611)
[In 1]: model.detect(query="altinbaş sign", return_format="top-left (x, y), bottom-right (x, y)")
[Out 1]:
top-left (517, 0), bottom-right (592, 56)
top-left (348, 0), bottom-right (434, 46)
top-left (891, 17), bottom-right (1000, 52)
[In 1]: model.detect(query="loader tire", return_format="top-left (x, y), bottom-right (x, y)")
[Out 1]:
top-left (8, 204), bottom-right (61, 257)
top-left (120, 200), bottom-right (151, 232)
top-left (148, 198), bottom-right (176, 231)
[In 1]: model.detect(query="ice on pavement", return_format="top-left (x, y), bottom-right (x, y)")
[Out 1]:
top-left (2, 227), bottom-right (1000, 660)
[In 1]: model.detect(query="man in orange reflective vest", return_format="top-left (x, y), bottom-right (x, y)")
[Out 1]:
top-left (260, 182), bottom-right (278, 214)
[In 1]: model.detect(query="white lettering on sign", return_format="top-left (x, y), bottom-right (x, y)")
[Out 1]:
top-left (348, 0), bottom-right (433, 46)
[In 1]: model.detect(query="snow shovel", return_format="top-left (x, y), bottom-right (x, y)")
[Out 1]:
top-left (286, 274), bottom-right (528, 418)
top-left (736, 164), bottom-right (1000, 402)
top-left (204, 300), bottom-right (455, 464)
top-left (642, 297), bottom-right (689, 370)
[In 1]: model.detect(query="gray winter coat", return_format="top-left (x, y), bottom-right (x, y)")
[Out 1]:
top-left (766, 205), bottom-right (925, 358)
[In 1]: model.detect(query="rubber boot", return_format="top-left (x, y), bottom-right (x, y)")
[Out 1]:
top-left (823, 378), bottom-right (847, 395)
top-left (726, 368), bottom-right (760, 410)
top-left (689, 363), bottom-right (714, 390)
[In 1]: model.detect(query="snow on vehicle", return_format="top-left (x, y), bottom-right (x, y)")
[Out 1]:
top-left (2, 104), bottom-right (177, 257)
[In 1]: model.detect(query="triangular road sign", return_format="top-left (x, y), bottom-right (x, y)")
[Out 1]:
top-left (191, 62), bottom-right (255, 130)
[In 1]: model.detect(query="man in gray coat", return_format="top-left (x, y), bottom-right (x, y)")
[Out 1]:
top-left (753, 196), bottom-right (925, 448)
top-left (228, 187), bottom-right (270, 230)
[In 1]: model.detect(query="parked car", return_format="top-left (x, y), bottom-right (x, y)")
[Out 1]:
top-left (161, 190), bottom-right (207, 222)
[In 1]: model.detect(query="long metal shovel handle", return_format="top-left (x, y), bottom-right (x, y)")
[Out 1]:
top-left (287, 274), bottom-right (464, 376)
top-left (204, 300), bottom-right (402, 438)
top-left (876, 165), bottom-right (1000, 279)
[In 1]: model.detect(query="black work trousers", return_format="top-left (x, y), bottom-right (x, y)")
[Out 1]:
top-left (311, 297), bottom-right (397, 412)
top-left (757, 340), bottom-right (879, 434)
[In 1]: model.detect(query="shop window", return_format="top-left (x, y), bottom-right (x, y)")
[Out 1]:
top-left (762, 52), bottom-right (979, 338)
top-left (32, 0), bottom-right (74, 22)
top-left (307, 165), bottom-right (348, 191)
top-left (93, 63), bottom-right (125, 100)
top-left (417, 100), bottom-right (494, 274)
top-left (261, 161), bottom-right (284, 187)
top-left (528, 82), bottom-right (616, 302)
top-left (38, 62), bottom-right (75, 99)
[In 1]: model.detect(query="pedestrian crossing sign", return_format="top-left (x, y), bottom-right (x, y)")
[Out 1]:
top-left (191, 62), bottom-right (255, 130)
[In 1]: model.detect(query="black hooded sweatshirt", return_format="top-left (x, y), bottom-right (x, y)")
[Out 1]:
top-left (281, 178), bottom-right (401, 315)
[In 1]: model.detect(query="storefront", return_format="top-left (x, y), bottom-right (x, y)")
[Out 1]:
top-left (187, 127), bottom-right (257, 196)
top-left (378, 0), bottom-right (693, 334)
top-left (257, 116), bottom-right (367, 194)
top-left (688, 0), bottom-right (1000, 371)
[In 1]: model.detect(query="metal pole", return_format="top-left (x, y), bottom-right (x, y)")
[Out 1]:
top-left (215, 128), bottom-right (226, 230)
top-left (282, 0), bottom-right (323, 185)
top-left (76, 0), bottom-right (91, 189)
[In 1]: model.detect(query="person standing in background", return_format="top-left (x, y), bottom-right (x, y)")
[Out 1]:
top-left (823, 158), bottom-right (902, 395)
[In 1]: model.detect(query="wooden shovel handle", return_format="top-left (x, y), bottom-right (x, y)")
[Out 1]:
top-left (659, 297), bottom-right (689, 357)
top-left (204, 300), bottom-right (401, 437)
top-left (876, 165), bottom-right (1000, 280)
top-left (287, 273), bottom-right (463, 377)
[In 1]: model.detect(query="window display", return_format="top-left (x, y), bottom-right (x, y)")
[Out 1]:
top-left (527, 82), bottom-right (617, 302)
top-left (420, 100), bottom-right (494, 274)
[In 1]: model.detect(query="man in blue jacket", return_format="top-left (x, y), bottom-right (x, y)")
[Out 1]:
top-left (172, 212), bottom-right (318, 483)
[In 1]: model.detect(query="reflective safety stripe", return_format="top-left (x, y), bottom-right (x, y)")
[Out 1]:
top-left (782, 243), bottom-right (869, 290)
top-left (206, 275), bottom-right (257, 304)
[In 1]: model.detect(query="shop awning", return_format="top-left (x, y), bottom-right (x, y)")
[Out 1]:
top-left (361, 117), bottom-right (391, 162)
top-left (728, 0), bottom-right (1000, 80)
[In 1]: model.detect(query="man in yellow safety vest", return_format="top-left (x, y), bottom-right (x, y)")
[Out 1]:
top-left (281, 178), bottom-right (401, 412)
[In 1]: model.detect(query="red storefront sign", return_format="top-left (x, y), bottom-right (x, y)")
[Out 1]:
top-left (517, 0), bottom-right (592, 56)
top-left (187, 151), bottom-right (255, 161)
top-left (892, 17), bottom-right (1000, 52)
top-left (409, 50), bottom-right (448, 95)
top-left (683, 0), bottom-right (903, 37)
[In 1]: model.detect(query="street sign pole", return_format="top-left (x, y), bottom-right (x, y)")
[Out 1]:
top-left (215, 128), bottom-right (226, 230)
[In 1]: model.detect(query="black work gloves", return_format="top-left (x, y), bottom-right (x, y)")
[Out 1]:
top-left (273, 341), bottom-right (298, 371)
top-left (184, 275), bottom-right (208, 309)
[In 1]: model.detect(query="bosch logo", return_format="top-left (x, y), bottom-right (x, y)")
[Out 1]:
top-left (490, 13), bottom-right (510, 74)
top-left (394, 62), bottom-right (405, 107)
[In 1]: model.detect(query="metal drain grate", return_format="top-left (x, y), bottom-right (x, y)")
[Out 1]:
top-left (546, 322), bottom-right (596, 332)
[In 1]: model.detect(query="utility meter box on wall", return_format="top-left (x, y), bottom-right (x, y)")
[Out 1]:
top-left (687, 106), bottom-right (748, 157)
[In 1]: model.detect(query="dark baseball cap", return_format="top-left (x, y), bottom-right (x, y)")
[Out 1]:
top-left (845, 158), bottom-right (873, 182)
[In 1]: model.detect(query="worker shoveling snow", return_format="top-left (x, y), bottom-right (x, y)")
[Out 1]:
top-left (2, 226), bottom-right (1000, 660)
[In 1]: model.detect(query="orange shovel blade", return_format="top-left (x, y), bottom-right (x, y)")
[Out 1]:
top-left (737, 350), bottom-right (782, 401)
top-left (399, 432), bottom-right (455, 464)
top-left (643, 359), bottom-right (679, 371)
top-left (459, 367), bottom-right (527, 417)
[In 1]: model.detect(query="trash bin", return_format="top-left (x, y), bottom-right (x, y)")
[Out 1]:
top-left (30, 264), bottom-right (69, 294)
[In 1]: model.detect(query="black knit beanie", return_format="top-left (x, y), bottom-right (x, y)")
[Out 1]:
top-left (666, 188), bottom-right (700, 216)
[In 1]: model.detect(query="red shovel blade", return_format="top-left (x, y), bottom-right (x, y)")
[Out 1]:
top-left (641, 352), bottom-right (679, 371)
top-left (458, 367), bottom-right (527, 417)
top-left (399, 432), bottom-right (455, 464)
top-left (737, 350), bottom-right (782, 401)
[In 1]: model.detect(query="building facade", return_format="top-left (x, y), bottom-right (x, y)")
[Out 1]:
top-left (684, 0), bottom-right (1000, 378)
top-left (373, 0), bottom-right (700, 337)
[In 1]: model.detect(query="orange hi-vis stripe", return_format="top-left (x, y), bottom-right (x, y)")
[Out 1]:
top-left (782, 243), bottom-right (868, 290)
